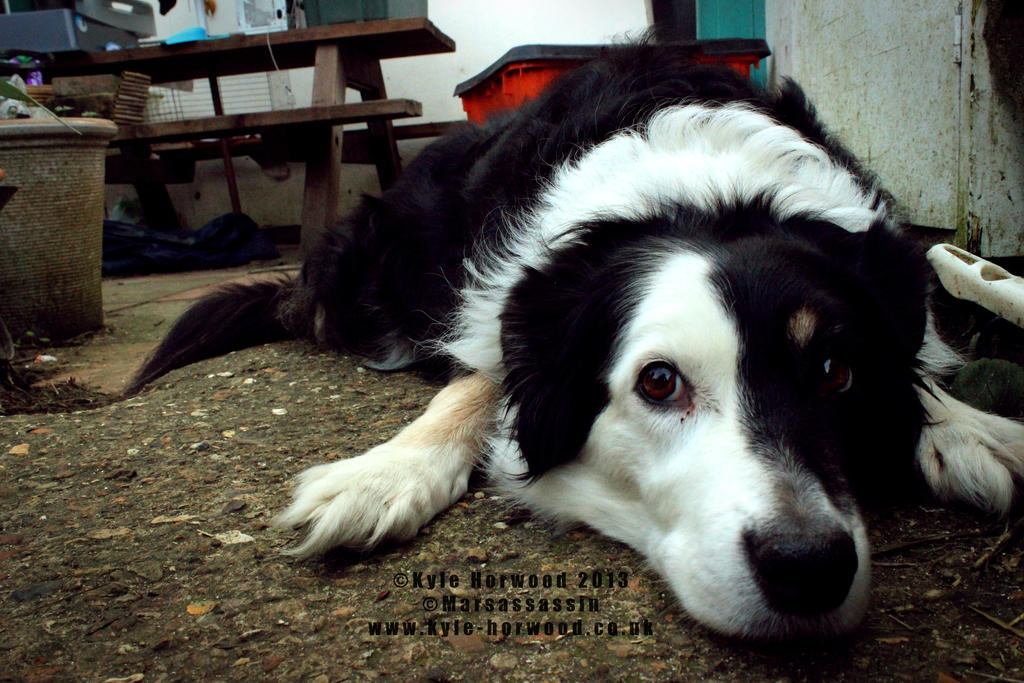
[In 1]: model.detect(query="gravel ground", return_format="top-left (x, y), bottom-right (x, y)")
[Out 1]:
top-left (2, 341), bottom-right (1023, 682)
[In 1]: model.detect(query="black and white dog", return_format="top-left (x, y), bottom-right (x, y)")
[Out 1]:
top-left (131, 43), bottom-right (1024, 640)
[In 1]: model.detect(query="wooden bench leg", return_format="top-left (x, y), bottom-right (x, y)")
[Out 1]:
top-left (121, 144), bottom-right (181, 231)
top-left (301, 43), bottom-right (346, 256)
top-left (348, 56), bottom-right (402, 190)
top-left (134, 181), bottom-right (181, 231)
top-left (208, 66), bottom-right (243, 215)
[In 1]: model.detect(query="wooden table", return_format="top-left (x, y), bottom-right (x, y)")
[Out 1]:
top-left (49, 18), bottom-right (455, 247)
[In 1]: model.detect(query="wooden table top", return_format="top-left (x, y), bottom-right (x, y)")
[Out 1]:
top-left (46, 17), bottom-right (455, 84)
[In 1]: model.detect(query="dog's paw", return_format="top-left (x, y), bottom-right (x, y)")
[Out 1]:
top-left (917, 385), bottom-right (1024, 514)
top-left (273, 442), bottom-right (471, 558)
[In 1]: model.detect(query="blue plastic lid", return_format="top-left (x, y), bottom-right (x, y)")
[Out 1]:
top-left (163, 25), bottom-right (229, 45)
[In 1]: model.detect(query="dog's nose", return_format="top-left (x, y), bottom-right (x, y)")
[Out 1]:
top-left (743, 527), bottom-right (858, 615)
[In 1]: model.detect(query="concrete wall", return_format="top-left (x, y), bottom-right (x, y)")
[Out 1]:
top-left (766, 0), bottom-right (1023, 257)
top-left (108, 0), bottom-right (651, 231)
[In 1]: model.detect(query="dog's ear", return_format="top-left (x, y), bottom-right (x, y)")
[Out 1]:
top-left (788, 217), bottom-right (931, 362)
top-left (500, 249), bottom-right (635, 479)
top-left (848, 220), bottom-right (931, 363)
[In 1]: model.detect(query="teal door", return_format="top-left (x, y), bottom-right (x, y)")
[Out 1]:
top-left (696, 0), bottom-right (767, 86)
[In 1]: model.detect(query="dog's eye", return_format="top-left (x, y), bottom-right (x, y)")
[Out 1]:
top-left (821, 358), bottom-right (853, 394)
top-left (637, 361), bottom-right (690, 407)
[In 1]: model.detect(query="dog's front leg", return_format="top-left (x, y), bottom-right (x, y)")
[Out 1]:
top-left (274, 373), bottom-right (498, 557)
top-left (916, 378), bottom-right (1024, 514)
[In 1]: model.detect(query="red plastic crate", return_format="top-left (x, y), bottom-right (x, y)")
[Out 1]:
top-left (454, 40), bottom-right (770, 124)
top-left (458, 60), bottom-right (586, 124)
top-left (692, 52), bottom-right (763, 78)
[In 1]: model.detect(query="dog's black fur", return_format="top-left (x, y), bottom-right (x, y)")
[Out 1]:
top-left (130, 42), bottom-right (891, 393)
top-left (131, 44), bottom-right (930, 493)
top-left (124, 40), bottom-right (1024, 640)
